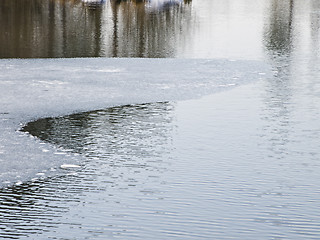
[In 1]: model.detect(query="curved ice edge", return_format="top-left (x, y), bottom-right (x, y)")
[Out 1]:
top-left (0, 58), bottom-right (271, 188)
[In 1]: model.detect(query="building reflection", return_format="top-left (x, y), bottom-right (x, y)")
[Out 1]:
top-left (0, 0), bottom-right (192, 58)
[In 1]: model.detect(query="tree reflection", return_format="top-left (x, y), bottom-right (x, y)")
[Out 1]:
top-left (0, 0), bottom-right (102, 58)
top-left (310, 0), bottom-right (320, 60)
top-left (0, 0), bottom-right (192, 58)
top-left (263, 0), bottom-right (294, 59)
top-left (102, 0), bottom-right (192, 57)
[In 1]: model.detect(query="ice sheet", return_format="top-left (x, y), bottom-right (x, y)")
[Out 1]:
top-left (0, 58), bottom-right (269, 187)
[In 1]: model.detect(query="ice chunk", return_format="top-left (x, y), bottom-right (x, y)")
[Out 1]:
top-left (60, 164), bottom-right (81, 169)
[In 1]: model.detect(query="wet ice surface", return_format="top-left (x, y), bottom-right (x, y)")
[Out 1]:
top-left (0, 58), bottom-right (267, 187)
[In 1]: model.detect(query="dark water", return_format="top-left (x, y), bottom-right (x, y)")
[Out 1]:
top-left (2, 103), bottom-right (176, 239)
top-left (1, 0), bottom-right (320, 239)
top-left (0, 0), bottom-right (192, 58)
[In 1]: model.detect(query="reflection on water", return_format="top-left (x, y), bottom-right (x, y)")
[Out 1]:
top-left (0, 0), bottom-right (192, 58)
top-left (0, 176), bottom-right (83, 239)
top-left (264, 0), bottom-right (294, 59)
top-left (262, 0), bottom-right (320, 161)
top-left (262, 0), bottom-right (294, 160)
top-left (0, 0), bottom-right (105, 58)
top-left (22, 102), bottom-right (174, 158)
top-left (105, 0), bottom-right (191, 57)
top-left (1, 0), bottom-right (320, 59)
top-left (257, 2), bottom-right (320, 236)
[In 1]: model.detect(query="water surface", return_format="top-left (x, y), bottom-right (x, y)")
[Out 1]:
top-left (1, 0), bottom-right (320, 239)
top-left (3, 0), bottom-right (319, 59)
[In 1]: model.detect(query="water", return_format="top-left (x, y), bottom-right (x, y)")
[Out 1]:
top-left (1, 0), bottom-right (320, 239)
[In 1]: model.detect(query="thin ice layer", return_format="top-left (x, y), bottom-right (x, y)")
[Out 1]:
top-left (0, 58), bottom-right (269, 186)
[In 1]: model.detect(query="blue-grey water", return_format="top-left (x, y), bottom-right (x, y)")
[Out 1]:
top-left (1, 0), bottom-right (320, 239)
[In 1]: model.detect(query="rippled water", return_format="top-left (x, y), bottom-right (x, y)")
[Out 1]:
top-left (3, 103), bottom-right (176, 239)
top-left (1, 0), bottom-right (320, 239)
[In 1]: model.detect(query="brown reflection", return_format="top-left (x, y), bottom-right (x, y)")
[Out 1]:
top-left (96, 0), bottom-right (192, 57)
top-left (0, 0), bottom-right (103, 58)
top-left (0, 0), bottom-right (192, 58)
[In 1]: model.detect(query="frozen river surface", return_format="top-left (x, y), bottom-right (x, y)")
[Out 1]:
top-left (0, 58), bottom-right (266, 187)
top-left (1, 0), bottom-right (320, 239)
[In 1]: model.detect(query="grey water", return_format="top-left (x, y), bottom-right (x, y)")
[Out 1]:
top-left (1, 0), bottom-right (320, 239)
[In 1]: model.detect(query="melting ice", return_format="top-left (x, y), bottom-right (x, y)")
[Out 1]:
top-left (0, 58), bottom-right (269, 187)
